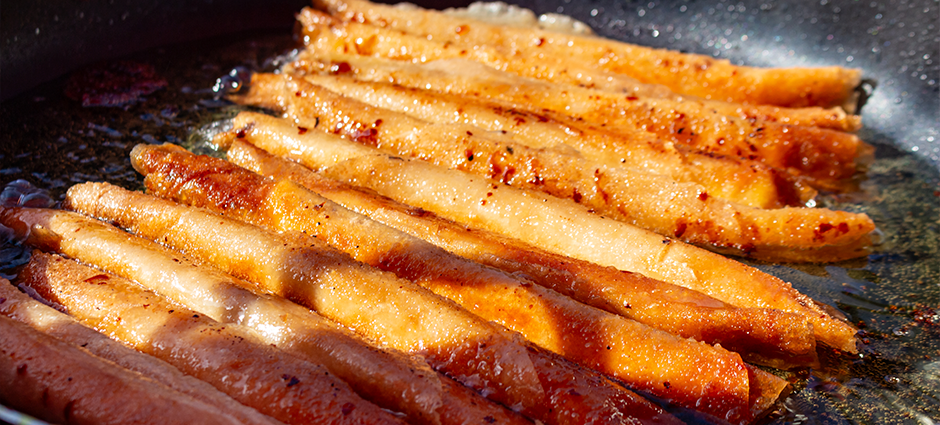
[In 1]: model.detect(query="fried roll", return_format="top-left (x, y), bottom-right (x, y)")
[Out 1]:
top-left (228, 139), bottom-right (820, 370)
top-left (0, 223), bottom-right (406, 425)
top-left (313, 0), bottom-right (863, 110)
top-left (0, 280), bottom-right (283, 425)
top-left (3, 210), bottom-right (526, 425)
top-left (56, 189), bottom-right (676, 425)
top-left (241, 71), bottom-right (815, 208)
top-left (288, 51), bottom-right (870, 192)
top-left (298, 7), bottom-right (861, 132)
top-left (218, 112), bottom-right (858, 353)
top-left (0, 311), bottom-right (253, 425)
top-left (225, 101), bottom-right (875, 263)
top-left (127, 142), bottom-right (789, 421)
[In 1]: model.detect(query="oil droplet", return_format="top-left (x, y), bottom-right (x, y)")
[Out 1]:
top-left (212, 66), bottom-right (253, 97)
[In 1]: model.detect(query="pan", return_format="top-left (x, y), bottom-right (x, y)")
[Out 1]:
top-left (1, 0), bottom-right (938, 423)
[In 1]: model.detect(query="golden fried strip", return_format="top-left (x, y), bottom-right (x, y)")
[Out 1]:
top-left (229, 139), bottom-right (819, 369)
top-left (0, 309), bottom-right (248, 425)
top-left (130, 142), bottom-right (787, 421)
top-left (289, 50), bottom-right (870, 187)
top-left (62, 185), bottom-right (677, 425)
top-left (299, 8), bottom-right (680, 100)
top-left (242, 71), bottom-right (814, 208)
top-left (299, 8), bottom-right (861, 132)
top-left (0, 239), bottom-right (403, 425)
top-left (234, 81), bottom-right (875, 262)
top-left (0, 281), bottom-right (284, 425)
top-left (313, 0), bottom-right (862, 110)
top-left (10, 199), bottom-right (524, 425)
top-left (221, 112), bottom-right (858, 353)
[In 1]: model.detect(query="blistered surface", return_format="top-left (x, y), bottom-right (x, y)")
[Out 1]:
top-left (1, 1), bottom-right (939, 423)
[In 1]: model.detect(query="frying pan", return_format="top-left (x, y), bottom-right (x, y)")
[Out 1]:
top-left (1, 0), bottom-right (938, 423)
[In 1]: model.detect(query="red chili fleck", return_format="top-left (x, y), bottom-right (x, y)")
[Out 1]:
top-left (349, 127), bottom-right (378, 144)
top-left (572, 190), bottom-right (583, 203)
top-left (674, 222), bottom-right (687, 238)
top-left (698, 192), bottom-right (709, 201)
top-left (297, 127), bottom-right (308, 135)
top-left (330, 62), bottom-right (352, 74)
top-left (838, 222), bottom-right (849, 233)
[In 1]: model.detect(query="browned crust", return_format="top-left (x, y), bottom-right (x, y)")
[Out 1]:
top-left (62, 182), bottom-right (687, 425)
top-left (235, 81), bottom-right (875, 263)
top-left (0, 280), bottom-right (284, 425)
top-left (130, 142), bottom-right (792, 422)
top-left (0, 219), bottom-right (406, 425)
top-left (0, 303), bottom-right (246, 425)
top-left (228, 138), bottom-right (820, 370)
top-left (286, 50), bottom-right (869, 192)
top-left (312, 0), bottom-right (862, 110)
top-left (276, 71), bottom-right (818, 208)
top-left (218, 113), bottom-right (857, 353)
top-left (298, 7), bottom-right (862, 132)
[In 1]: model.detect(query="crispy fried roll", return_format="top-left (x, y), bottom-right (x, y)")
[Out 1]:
top-left (0, 310), bottom-right (250, 425)
top-left (58, 188), bottom-right (677, 425)
top-left (219, 112), bottom-right (858, 353)
top-left (128, 142), bottom-right (789, 421)
top-left (298, 8), bottom-right (861, 132)
top-left (228, 139), bottom-right (820, 370)
top-left (0, 281), bottom-right (284, 425)
top-left (241, 71), bottom-right (814, 208)
top-left (288, 51), bottom-right (871, 188)
top-left (0, 224), bottom-right (406, 425)
top-left (313, 0), bottom-right (863, 111)
top-left (228, 98), bottom-right (874, 262)
top-left (4, 210), bottom-right (524, 425)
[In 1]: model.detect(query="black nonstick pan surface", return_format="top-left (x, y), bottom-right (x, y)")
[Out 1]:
top-left (1, 0), bottom-right (938, 423)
